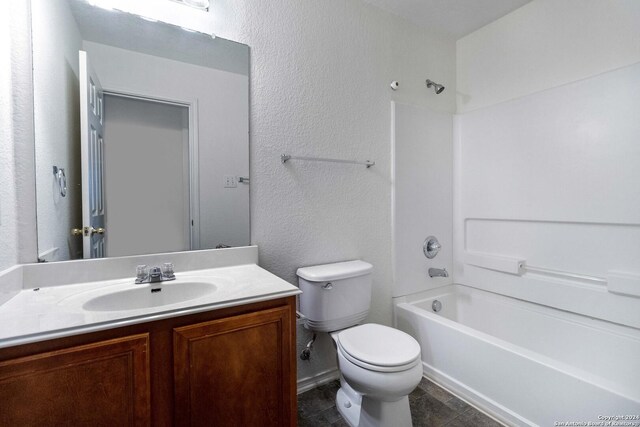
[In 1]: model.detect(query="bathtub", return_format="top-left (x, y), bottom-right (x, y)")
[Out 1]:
top-left (394, 284), bottom-right (640, 426)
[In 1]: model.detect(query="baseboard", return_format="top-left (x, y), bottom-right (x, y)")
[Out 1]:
top-left (297, 368), bottom-right (340, 395)
top-left (422, 362), bottom-right (533, 427)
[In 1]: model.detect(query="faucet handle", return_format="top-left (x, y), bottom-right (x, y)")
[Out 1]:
top-left (162, 262), bottom-right (175, 279)
top-left (136, 265), bottom-right (149, 283)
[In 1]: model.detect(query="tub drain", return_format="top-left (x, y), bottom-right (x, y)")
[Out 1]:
top-left (432, 300), bottom-right (442, 312)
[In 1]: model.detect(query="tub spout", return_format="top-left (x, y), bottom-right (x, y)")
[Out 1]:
top-left (429, 268), bottom-right (448, 278)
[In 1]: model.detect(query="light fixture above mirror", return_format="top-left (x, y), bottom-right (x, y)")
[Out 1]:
top-left (84, 0), bottom-right (215, 37)
top-left (171, 0), bottom-right (210, 11)
top-left (88, 0), bottom-right (210, 12)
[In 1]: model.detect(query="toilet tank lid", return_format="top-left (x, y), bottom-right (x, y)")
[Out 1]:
top-left (296, 260), bottom-right (373, 282)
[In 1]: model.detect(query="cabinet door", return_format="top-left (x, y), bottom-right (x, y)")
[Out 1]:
top-left (174, 305), bottom-right (295, 427)
top-left (0, 334), bottom-right (151, 426)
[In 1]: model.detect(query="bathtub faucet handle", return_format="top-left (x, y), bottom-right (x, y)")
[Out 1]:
top-left (423, 236), bottom-right (442, 259)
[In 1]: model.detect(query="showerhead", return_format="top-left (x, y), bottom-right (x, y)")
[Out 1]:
top-left (426, 79), bottom-right (445, 94)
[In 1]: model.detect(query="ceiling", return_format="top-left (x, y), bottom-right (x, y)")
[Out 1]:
top-left (362, 0), bottom-right (532, 39)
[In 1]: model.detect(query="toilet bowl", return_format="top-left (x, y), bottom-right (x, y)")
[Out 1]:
top-left (297, 260), bottom-right (423, 427)
top-left (331, 323), bottom-right (423, 427)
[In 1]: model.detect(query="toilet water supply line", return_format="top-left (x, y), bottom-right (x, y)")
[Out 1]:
top-left (300, 333), bottom-right (317, 360)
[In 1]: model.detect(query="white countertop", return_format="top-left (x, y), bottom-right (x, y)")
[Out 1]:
top-left (0, 263), bottom-right (300, 349)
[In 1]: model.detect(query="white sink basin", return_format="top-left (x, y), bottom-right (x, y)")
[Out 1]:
top-left (83, 281), bottom-right (216, 312)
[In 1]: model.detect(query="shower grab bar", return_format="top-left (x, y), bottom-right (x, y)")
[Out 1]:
top-left (281, 154), bottom-right (375, 168)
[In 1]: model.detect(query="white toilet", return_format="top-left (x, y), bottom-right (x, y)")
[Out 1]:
top-left (298, 260), bottom-right (422, 427)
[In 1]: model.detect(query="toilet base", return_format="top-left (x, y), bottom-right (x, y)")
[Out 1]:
top-left (336, 386), bottom-right (362, 427)
top-left (358, 395), bottom-right (412, 427)
top-left (336, 379), bottom-right (413, 427)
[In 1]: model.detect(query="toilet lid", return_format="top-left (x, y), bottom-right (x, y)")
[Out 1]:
top-left (337, 324), bottom-right (421, 369)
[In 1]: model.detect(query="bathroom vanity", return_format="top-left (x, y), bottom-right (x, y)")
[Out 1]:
top-left (0, 248), bottom-right (300, 426)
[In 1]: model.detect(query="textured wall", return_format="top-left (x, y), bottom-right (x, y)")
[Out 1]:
top-left (79, 0), bottom-right (456, 380)
top-left (32, 0), bottom-right (83, 261)
top-left (214, 0), bottom-right (456, 381)
top-left (7, 0), bottom-right (456, 382)
top-left (1, 1), bottom-right (36, 272)
top-left (0, 3), bottom-right (19, 272)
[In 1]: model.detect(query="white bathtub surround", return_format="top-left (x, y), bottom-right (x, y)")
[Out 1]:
top-left (607, 271), bottom-right (640, 298)
top-left (456, 0), bottom-right (640, 113)
top-left (395, 285), bottom-right (640, 426)
top-left (453, 61), bottom-right (640, 330)
top-left (428, 6), bottom-right (640, 421)
top-left (454, 0), bottom-right (640, 328)
top-left (392, 102), bottom-right (453, 297)
top-left (0, 246), bottom-right (300, 348)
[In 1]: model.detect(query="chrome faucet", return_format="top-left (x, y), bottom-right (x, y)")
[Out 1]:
top-left (428, 267), bottom-right (449, 278)
top-left (135, 263), bottom-right (176, 284)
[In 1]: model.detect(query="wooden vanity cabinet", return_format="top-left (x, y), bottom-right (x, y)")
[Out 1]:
top-left (0, 296), bottom-right (297, 427)
top-left (0, 334), bottom-right (151, 426)
top-left (174, 305), bottom-right (293, 427)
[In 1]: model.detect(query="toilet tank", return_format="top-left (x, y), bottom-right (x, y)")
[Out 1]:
top-left (297, 260), bottom-right (373, 332)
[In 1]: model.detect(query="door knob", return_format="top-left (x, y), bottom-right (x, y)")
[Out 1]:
top-left (90, 227), bottom-right (106, 236)
top-left (83, 226), bottom-right (106, 236)
top-left (71, 228), bottom-right (83, 236)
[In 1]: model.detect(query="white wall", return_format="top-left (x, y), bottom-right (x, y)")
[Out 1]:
top-left (87, 0), bottom-right (456, 382)
top-left (83, 41), bottom-right (250, 249)
top-left (32, 0), bottom-right (83, 261)
top-left (455, 0), bottom-right (640, 328)
top-left (0, 3), bottom-right (19, 271)
top-left (222, 1), bottom-right (455, 382)
top-left (457, 0), bottom-right (640, 113)
top-left (5, 0), bottom-right (456, 383)
top-left (0, 1), bottom-right (37, 272)
top-left (103, 96), bottom-right (190, 257)
top-left (392, 102), bottom-right (453, 297)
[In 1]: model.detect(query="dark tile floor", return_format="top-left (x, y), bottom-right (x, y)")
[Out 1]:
top-left (298, 377), bottom-right (503, 427)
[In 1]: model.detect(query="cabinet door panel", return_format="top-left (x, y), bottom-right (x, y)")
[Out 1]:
top-left (174, 306), bottom-right (293, 427)
top-left (0, 334), bottom-right (151, 426)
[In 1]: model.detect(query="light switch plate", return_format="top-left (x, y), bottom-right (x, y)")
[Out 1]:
top-left (224, 176), bottom-right (237, 188)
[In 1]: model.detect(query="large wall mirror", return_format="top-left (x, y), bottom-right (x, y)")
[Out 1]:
top-left (32, 0), bottom-right (250, 262)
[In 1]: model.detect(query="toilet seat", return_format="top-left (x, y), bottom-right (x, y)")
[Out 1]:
top-left (336, 324), bottom-right (421, 373)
